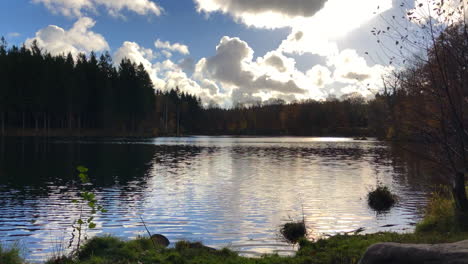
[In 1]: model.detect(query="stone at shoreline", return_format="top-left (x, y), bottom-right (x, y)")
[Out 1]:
top-left (359, 240), bottom-right (468, 264)
top-left (151, 234), bottom-right (170, 247)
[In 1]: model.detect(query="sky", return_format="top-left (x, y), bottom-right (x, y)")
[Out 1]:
top-left (0, 0), bottom-right (447, 107)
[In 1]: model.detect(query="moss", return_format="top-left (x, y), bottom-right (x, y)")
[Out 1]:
top-left (367, 186), bottom-right (396, 212)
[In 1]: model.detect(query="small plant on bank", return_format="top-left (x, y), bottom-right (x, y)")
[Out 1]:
top-left (69, 166), bottom-right (107, 255)
top-left (0, 244), bottom-right (23, 264)
top-left (280, 220), bottom-right (307, 243)
top-left (367, 185), bottom-right (396, 212)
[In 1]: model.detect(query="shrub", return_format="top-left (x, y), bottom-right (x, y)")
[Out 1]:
top-left (415, 186), bottom-right (463, 233)
top-left (280, 221), bottom-right (306, 243)
top-left (367, 186), bottom-right (396, 212)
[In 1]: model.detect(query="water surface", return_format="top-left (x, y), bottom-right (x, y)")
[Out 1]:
top-left (0, 137), bottom-right (441, 261)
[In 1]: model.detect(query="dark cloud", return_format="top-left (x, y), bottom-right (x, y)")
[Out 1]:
top-left (264, 54), bottom-right (287, 72)
top-left (343, 72), bottom-right (370, 81)
top-left (222, 0), bottom-right (328, 17)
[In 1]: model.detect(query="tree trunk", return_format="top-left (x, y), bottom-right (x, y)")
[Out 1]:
top-left (35, 114), bottom-right (39, 133)
top-left (165, 102), bottom-right (168, 134)
top-left (452, 172), bottom-right (468, 213)
top-left (22, 112), bottom-right (25, 135)
top-left (177, 107), bottom-right (180, 137)
top-left (43, 112), bottom-right (47, 135)
top-left (1, 112), bottom-right (4, 136)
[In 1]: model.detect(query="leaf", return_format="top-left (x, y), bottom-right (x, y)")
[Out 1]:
top-left (78, 173), bottom-right (89, 183)
top-left (72, 199), bottom-right (78, 203)
top-left (77, 166), bottom-right (88, 173)
top-left (88, 223), bottom-right (96, 229)
top-left (77, 219), bottom-right (84, 225)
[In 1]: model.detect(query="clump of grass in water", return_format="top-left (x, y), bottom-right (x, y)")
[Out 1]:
top-left (281, 221), bottom-right (307, 243)
top-left (367, 185), bottom-right (397, 212)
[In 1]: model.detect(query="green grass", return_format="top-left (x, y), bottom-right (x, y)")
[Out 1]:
top-left (0, 244), bottom-right (23, 264)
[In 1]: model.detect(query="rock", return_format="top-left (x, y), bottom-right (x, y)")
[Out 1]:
top-left (150, 234), bottom-right (170, 247)
top-left (359, 240), bottom-right (468, 264)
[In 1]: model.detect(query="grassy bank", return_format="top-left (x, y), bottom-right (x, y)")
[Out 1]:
top-left (3, 188), bottom-right (467, 264)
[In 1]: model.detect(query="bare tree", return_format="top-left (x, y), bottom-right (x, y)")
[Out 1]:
top-left (373, 0), bottom-right (468, 214)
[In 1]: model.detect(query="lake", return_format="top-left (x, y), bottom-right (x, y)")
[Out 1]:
top-left (0, 137), bottom-right (442, 262)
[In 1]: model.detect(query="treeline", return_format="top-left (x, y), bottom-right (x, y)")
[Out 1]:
top-left (0, 38), bottom-right (383, 137)
top-left (200, 97), bottom-right (371, 136)
top-left (0, 39), bottom-right (157, 135)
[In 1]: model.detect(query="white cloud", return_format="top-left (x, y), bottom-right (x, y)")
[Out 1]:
top-left (25, 17), bottom-right (109, 56)
top-left (114, 41), bottom-right (165, 87)
top-left (32, 0), bottom-right (163, 18)
top-left (7, 32), bottom-right (21, 38)
top-left (199, 37), bottom-right (305, 96)
top-left (277, 0), bottom-right (392, 57)
top-left (194, 36), bottom-right (338, 105)
top-left (195, 0), bottom-right (393, 101)
top-left (155, 39), bottom-right (190, 55)
top-left (306, 65), bottom-right (332, 88)
top-left (113, 41), bottom-right (226, 106)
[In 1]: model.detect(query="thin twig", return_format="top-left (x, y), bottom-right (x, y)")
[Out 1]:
top-left (140, 216), bottom-right (158, 251)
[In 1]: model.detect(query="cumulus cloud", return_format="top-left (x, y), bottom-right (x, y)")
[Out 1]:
top-left (192, 36), bottom-right (342, 105)
top-left (114, 41), bottom-right (165, 87)
top-left (25, 17), bottom-right (109, 56)
top-left (195, 0), bottom-right (327, 28)
top-left (113, 41), bottom-right (226, 106)
top-left (306, 65), bottom-right (332, 88)
top-left (32, 0), bottom-right (163, 18)
top-left (196, 0), bottom-right (327, 17)
top-left (197, 36), bottom-right (307, 103)
top-left (155, 39), bottom-right (190, 55)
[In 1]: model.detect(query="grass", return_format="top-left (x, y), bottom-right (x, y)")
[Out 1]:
top-left (415, 186), bottom-right (468, 233)
top-left (367, 185), bottom-right (397, 212)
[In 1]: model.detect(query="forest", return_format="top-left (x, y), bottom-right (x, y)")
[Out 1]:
top-left (0, 22), bottom-right (466, 140)
top-left (0, 38), bottom-right (381, 137)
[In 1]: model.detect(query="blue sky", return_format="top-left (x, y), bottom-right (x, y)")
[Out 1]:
top-left (2, 0), bottom-right (287, 57)
top-left (0, 0), bottom-right (427, 107)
